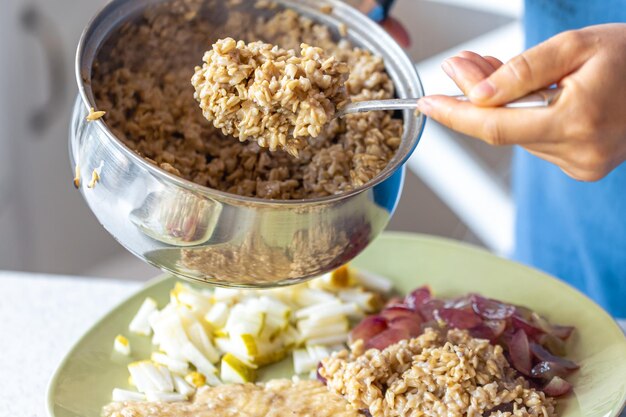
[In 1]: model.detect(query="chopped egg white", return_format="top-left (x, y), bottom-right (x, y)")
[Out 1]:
top-left (146, 392), bottom-right (188, 402)
top-left (112, 388), bottom-right (145, 402)
top-left (111, 266), bottom-right (389, 402)
top-left (354, 269), bottom-right (394, 293)
top-left (113, 335), bottom-right (131, 356)
top-left (151, 352), bottom-right (189, 375)
top-left (184, 371), bottom-right (206, 388)
top-left (129, 297), bottom-right (157, 336)
top-left (172, 375), bottom-right (195, 397)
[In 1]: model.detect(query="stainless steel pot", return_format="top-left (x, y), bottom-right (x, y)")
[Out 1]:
top-left (71, 0), bottom-right (426, 287)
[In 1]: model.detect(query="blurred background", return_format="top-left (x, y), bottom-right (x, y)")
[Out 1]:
top-left (0, 0), bottom-right (523, 281)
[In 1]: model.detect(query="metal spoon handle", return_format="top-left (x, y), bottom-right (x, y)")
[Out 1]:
top-left (338, 87), bottom-right (562, 116)
top-left (338, 98), bottom-right (420, 115)
top-left (453, 87), bottom-right (562, 108)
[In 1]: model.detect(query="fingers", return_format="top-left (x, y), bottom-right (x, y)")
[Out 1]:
top-left (443, 57), bottom-right (493, 94)
top-left (417, 95), bottom-right (558, 146)
top-left (483, 56), bottom-right (504, 69)
top-left (442, 52), bottom-right (500, 95)
top-left (417, 93), bottom-right (608, 181)
top-left (468, 30), bottom-right (592, 106)
top-left (456, 51), bottom-right (499, 73)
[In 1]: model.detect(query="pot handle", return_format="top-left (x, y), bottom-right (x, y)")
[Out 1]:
top-left (21, 5), bottom-right (67, 135)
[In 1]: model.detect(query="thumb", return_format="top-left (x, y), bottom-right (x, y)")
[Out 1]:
top-left (468, 30), bottom-right (591, 106)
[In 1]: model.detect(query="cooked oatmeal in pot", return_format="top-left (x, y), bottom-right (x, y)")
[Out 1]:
top-left (92, 0), bottom-right (402, 199)
top-left (191, 38), bottom-right (350, 157)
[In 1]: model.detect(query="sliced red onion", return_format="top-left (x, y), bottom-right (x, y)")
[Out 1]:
top-left (512, 315), bottom-right (545, 338)
top-left (404, 286), bottom-right (432, 310)
top-left (365, 328), bottom-right (410, 351)
top-left (385, 296), bottom-right (405, 308)
top-left (536, 333), bottom-right (567, 356)
top-left (508, 329), bottom-right (532, 375)
top-left (418, 299), bottom-right (445, 321)
top-left (389, 316), bottom-right (423, 337)
top-left (514, 305), bottom-right (534, 320)
top-left (530, 343), bottom-right (579, 370)
top-left (316, 362), bottom-right (327, 384)
top-left (349, 315), bottom-right (388, 344)
top-left (469, 325), bottom-right (493, 341)
top-left (531, 361), bottom-right (574, 380)
top-left (438, 308), bottom-right (482, 329)
top-left (472, 295), bottom-right (515, 320)
top-left (529, 314), bottom-right (574, 341)
top-left (543, 376), bottom-right (573, 397)
top-left (444, 294), bottom-right (474, 310)
top-left (349, 285), bottom-right (578, 395)
top-left (420, 320), bottom-right (441, 334)
top-left (470, 320), bottom-right (506, 341)
top-left (550, 324), bottom-right (575, 340)
top-left (484, 403), bottom-right (514, 415)
top-left (485, 319), bottom-right (507, 337)
top-left (380, 306), bottom-right (416, 322)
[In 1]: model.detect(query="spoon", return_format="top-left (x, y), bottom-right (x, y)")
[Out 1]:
top-left (335, 87), bottom-right (562, 117)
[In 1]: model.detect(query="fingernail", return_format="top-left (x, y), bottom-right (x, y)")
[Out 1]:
top-left (417, 98), bottom-right (433, 115)
top-left (470, 80), bottom-right (495, 100)
top-left (441, 60), bottom-right (456, 78)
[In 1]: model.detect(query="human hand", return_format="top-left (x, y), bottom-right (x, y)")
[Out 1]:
top-left (417, 24), bottom-right (626, 181)
top-left (358, 0), bottom-right (410, 48)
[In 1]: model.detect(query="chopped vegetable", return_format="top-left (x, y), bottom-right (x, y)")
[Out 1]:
top-left (349, 315), bottom-right (388, 344)
top-left (353, 269), bottom-right (394, 293)
top-left (348, 283), bottom-right (578, 397)
top-left (543, 376), bottom-right (573, 396)
top-left (366, 328), bottom-right (409, 351)
top-left (129, 297), bottom-right (158, 336)
top-left (437, 308), bottom-right (482, 329)
top-left (221, 353), bottom-right (256, 383)
top-left (112, 265), bottom-right (387, 402)
top-left (111, 388), bottom-right (145, 402)
top-left (113, 335), bottom-right (131, 356)
top-left (293, 348), bottom-right (317, 374)
top-left (404, 286), bottom-right (432, 310)
top-left (185, 371), bottom-right (206, 388)
top-left (380, 306), bottom-right (416, 322)
top-left (388, 316), bottom-right (422, 337)
top-left (172, 375), bottom-right (195, 397)
top-left (145, 392), bottom-right (187, 402)
top-left (151, 352), bottom-right (189, 375)
top-left (471, 295), bottom-right (515, 320)
top-left (508, 329), bottom-right (532, 375)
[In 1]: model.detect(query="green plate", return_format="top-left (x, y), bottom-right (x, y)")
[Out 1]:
top-left (47, 232), bottom-right (626, 417)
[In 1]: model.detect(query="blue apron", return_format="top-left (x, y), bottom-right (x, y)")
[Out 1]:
top-left (514, 0), bottom-right (626, 318)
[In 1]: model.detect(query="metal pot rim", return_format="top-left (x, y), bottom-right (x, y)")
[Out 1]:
top-left (74, 0), bottom-right (426, 207)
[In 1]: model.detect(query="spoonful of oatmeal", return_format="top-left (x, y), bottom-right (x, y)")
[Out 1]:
top-left (192, 38), bottom-right (561, 157)
top-left (191, 38), bottom-right (350, 157)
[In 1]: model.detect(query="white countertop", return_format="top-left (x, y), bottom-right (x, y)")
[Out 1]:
top-left (1, 271), bottom-right (624, 417)
top-left (0, 271), bottom-right (142, 417)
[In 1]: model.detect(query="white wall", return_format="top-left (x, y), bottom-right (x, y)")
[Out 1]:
top-left (0, 0), bottom-right (131, 275)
